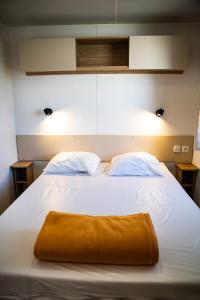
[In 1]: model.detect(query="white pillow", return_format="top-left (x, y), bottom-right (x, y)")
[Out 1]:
top-left (109, 152), bottom-right (162, 176)
top-left (44, 152), bottom-right (101, 175)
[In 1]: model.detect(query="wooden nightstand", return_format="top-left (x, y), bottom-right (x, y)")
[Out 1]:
top-left (11, 161), bottom-right (33, 198)
top-left (176, 163), bottom-right (199, 199)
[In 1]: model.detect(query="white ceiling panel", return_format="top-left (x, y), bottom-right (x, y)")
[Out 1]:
top-left (0, 0), bottom-right (115, 26)
top-left (117, 0), bottom-right (200, 23)
top-left (0, 0), bottom-right (199, 26)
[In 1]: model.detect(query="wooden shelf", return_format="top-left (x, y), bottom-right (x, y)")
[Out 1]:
top-left (76, 65), bottom-right (129, 73)
top-left (16, 180), bottom-right (29, 184)
top-left (11, 161), bottom-right (33, 198)
top-left (76, 37), bottom-right (129, 68)
top-left (176, 163), bottom-right (199, 172)
top-left (176, 163), bottom-right (199, 199)
top-left (11, 161), bottom-right (32, 168)
top-left (26, 68), bottom-right (183, 75)
top-left (182, 183), bottom-right (193, 187)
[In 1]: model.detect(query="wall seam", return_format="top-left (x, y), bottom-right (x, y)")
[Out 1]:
top-left (96, 74), bottom-right (98, 134)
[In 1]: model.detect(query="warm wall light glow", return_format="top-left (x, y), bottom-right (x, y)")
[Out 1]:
top-left (38, 109), bottom-right (71, 134)
top-left (136, 111), bottom-right (169, 135)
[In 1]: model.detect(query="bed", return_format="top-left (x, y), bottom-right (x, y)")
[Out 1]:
top-left (0, 162), bottom-right (200, 300)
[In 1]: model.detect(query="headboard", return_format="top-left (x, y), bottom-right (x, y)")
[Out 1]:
top-left (16, 135), bottom-right (194, 162)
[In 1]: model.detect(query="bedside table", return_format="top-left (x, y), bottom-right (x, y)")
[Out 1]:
top-left (176, 163), bottom-right (199, 199)
top-left (11, 161), bottom-right (33, 198)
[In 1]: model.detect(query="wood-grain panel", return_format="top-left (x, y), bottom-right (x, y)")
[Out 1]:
top-left (16, 135), bottom-right (194, 163)
top-left (26, 69), bottom-right (183, 75)
top-left (76, 38), bottom-right (129, 67)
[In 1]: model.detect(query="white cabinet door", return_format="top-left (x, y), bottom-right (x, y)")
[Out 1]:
top-left (129, 36), bottom-right (188, 70)
top-left (19, 38), bottom-right (76, 72)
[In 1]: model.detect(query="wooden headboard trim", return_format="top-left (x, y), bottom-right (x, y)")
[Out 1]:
top-left (16, 135), bottom-right (194, 163)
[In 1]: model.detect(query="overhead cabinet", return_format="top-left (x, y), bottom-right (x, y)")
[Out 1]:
top-left (129, 35), bottom-right (188, 71)
top-left (19, 35), bottom-right (189, 74)
top-left (19, 38), bottom-right (76, 72)
top-left (76, 37), bottom-right (129, 72)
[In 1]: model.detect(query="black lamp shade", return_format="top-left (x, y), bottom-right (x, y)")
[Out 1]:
top-left (44, 108), bottom-right (53, 116)
top-left (155, 108), bottom-right (164, 117)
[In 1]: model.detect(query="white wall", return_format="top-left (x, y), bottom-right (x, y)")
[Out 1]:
top-left (193, 87), bottom-right (200, 168)
top-left (193, 150), bottom-right (200, 167)
top-left (193, 87), bottom-right (200, 206)
top-left (8, 23), bottom-right (200, 136)
top-left (0, 23), bottom-right (17, 213)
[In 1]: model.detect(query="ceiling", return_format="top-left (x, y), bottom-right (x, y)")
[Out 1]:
top-left (0, 0), bottom-right (200, 26)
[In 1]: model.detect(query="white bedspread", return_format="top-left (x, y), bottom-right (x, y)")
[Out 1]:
top-left (0, 163), bottom-right (200, 300)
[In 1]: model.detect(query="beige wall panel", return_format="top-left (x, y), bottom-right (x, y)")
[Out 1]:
top-left (129, 36), bottom-right (188, 70)
top-left (19, 38), bottom-right (76, 72)
top-left (17, 135), bottom-right (193, 162)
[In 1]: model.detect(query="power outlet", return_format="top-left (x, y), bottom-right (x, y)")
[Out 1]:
top-left (173, 145), bottom-right (181, 153)
top-left (182, 145), bottom-right (189, 153)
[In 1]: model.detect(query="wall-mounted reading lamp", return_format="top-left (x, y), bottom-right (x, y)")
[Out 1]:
top-left (44, 108), bottom-right (53, 116)
top-left (155, 108), bottom-right (164, 117)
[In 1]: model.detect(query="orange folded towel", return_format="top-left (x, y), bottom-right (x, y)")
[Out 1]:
top-left (34, 211), bottom-right (158, 265)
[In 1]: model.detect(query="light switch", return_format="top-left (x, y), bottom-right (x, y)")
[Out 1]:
top-left (182, 145), bottom-right (189, 153)
top-left (173, 145), bottom-right (181, 153)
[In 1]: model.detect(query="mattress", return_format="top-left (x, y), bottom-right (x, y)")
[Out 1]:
top-left (0, 163), bottom-right (200, 300)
